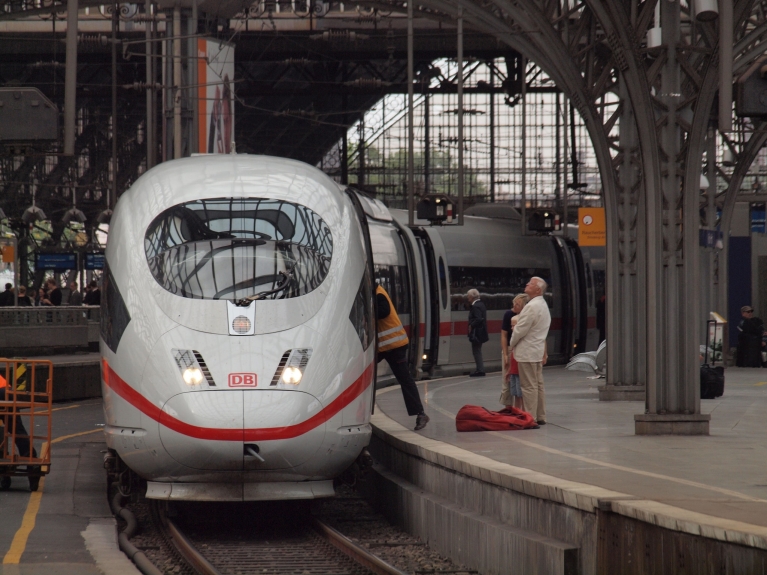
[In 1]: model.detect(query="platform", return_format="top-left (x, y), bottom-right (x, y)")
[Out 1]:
top-left (371, 366), bottom-right (767, 573)
top-left (0, 398), bottom-right (138, 575)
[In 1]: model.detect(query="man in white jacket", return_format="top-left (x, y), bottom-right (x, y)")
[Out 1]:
top-left (509, 276), bottom-right (551, 425)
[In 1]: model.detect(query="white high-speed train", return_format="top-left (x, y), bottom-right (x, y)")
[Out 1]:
top-left (101, 154), bottom-right (601, 502)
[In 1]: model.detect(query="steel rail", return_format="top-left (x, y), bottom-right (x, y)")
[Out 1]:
top-left (312, 517), bottom-right (410, 575)
top-left (151, 500), bottom-right (407, 575)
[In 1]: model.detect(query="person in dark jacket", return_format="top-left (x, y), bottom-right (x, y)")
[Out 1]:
top-left (0, 283), bottom-right (14, 306)
top-left (737, 306), bottom-right (766, 367)
top-left (16, 286), bottom-right (32, 306)
top-left (467, 288), bottom-right (489, 376)
top-left (376, 284), bottom-right (429, 430)
top-left (83, 280), bottom-right (101, 306)
top-left (41, 278), bottom-right (62, 306)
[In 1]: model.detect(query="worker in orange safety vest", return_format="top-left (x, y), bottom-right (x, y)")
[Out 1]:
top-left (376, 284), bottom-right (429, 431)
top-left (0, 371), bottom-right (35, 461)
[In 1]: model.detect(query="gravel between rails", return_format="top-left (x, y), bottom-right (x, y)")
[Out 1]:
top-left (120, 482), bottom-right (478, 575)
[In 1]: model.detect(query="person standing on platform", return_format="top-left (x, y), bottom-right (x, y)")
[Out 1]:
top-left (42, 278), bottom-right (62, 306)
top-left (67, 281), bottom-right (82, 306)
top-left (16, 286), bottom-right (32, 306)
top-left (0, 283), bottom-right (14, 306)
top-left (83, 280), bottom-right (101, 306)
top-left (736, 306), bottom-right (765, 367)
top-left (466, 289), bottom-right (488, 377)
top-left (509, 277), bottom-right (551, 425)
top-left (500, 293), bottom-right (529, 409)
top-left (376, 284), bottom-right (429, 431)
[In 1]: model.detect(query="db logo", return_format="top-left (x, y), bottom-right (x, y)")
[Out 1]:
top-left (228, 373), bottom-right (257, 387)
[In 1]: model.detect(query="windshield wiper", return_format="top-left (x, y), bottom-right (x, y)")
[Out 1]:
top-left (234, 267), bottom-right (295, 307)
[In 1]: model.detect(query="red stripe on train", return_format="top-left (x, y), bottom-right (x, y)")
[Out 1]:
top-left (102, 359), bottom-right (374, 442)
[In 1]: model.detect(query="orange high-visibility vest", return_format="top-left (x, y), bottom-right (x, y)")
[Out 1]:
top-left (376, 285), bottom-right (409, 352)
top-left (0, 374), bottom-right (6, 388)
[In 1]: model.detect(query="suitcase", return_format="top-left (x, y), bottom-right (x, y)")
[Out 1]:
top-left (700, 365), bottom-right (724, 399)
top-left (701, 319), bottom-right (725, 399)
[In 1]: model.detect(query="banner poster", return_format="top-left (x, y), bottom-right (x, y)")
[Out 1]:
top-left (577, 207), bottom-right (606, 246)
top-left (197, 38), bottom-right (235, 154)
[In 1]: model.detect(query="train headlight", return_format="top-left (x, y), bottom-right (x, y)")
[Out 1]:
top-left (281, 366), bottom-right (303, 385)
top-left (173, 349), bottom-right (216, 387)
top-left (182, 367), bottom-right (204, 385)
top-left (270, 348), bottom-right (313, 386)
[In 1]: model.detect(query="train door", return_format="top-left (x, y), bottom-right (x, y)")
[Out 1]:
top-left (391, 221), bottom-right (426, 377)
top-left (565, 237), bottom-right (589, 354)
top-left (421, 228), bottom-right (451, 366)
top-left (411, 229), bottom-right (441, 374)
top-left (552, 236), bottom-right (588, 358)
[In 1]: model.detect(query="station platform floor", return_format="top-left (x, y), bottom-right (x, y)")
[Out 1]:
top-left (375, 365), bottom-right (767, 532)
top-left (0, 399), bottom-right (138, 575)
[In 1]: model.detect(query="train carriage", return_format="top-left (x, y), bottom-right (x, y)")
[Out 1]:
top-left (102, 155), bottom-right (599, 501)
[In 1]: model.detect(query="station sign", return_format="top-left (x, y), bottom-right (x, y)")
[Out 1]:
top-left (36, 252), bottom-right (77, 270)
top-left (84, 252), bottom-right (105, 270)
top-left (578, 208), bottom-right (606, 246)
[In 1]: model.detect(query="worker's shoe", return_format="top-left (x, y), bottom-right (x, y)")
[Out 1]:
top-left (414, 413), bottom-right (430, 431)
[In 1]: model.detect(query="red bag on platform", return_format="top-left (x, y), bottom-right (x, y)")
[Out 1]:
top-left (455, 405), bottom-right (538, 432)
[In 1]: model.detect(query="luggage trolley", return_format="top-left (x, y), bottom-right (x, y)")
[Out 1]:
top-left (0, 359), bottom-right (53, 491)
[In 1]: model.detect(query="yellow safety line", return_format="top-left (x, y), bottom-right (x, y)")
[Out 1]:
top-left (754, 382), bottom-right (767, 387)
top-left (419, 379), bottom-right (767, 504)
top-left (2, 428), bottom-right (104, 564)
top-left (2, 477), bottom-right (45, 564)
top-left (52, 428), bottom-right (103, 444)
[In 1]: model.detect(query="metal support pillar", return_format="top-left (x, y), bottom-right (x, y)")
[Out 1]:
top-left (111, 3), bottom-right (118, 208)
top-left (63, 0), bottom-right (78, 155)
top-left (424, 95), bottom-right (430, 194)
top-left (407, 0), bottom-right (414, 226)
top-left (562, 96), bottom-right (568, 237)
top-left (520, 56), bottom-right (526, 231)
top-left (707, 128), bottom-right (718, 315)
top-left (145, 0), bottom-right (155, 169)
top-left (489, 67), bottom-right (495, 203)
top-left (635, 0), bottom-right (709, 434)
top-left (599, 76), bottom-right (646, 401)
top-left (719, 0), bottom-right (732, 133)
top-left (555, 91), bottom-right (560, 217)
top-left (457, 10), bottom-right (464, 223)
top-left (358, 118), bottom-right (365, 188)
top-left (173, 5), bottom-right (182, 159)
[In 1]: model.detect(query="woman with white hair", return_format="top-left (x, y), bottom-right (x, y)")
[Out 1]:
top-left (501, 293), bottom-right (529, 409)
top-left (466, 288), bottom-right (488, 376)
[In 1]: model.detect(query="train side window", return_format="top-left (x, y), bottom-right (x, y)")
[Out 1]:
top-left (438, 257), bottom-right (448, 310)
top-left (100, 262), bottom-right (132, 353)
top-left (349, 266), bottom-right (373, 351)
top-left (448, 266), bottom-right (551, 311)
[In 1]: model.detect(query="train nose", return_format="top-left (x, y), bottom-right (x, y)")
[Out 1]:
top-left (159, 390), bottom-right (326, 471)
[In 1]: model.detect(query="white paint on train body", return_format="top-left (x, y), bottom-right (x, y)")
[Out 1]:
top-left (101, 154), bottom-right (600, 502)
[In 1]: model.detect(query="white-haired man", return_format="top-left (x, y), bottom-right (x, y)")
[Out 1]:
top-left (509, 276), bottom-right (551, 425)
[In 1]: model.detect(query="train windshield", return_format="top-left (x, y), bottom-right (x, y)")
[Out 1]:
top-left (144, 198), bottom-right (333, 301)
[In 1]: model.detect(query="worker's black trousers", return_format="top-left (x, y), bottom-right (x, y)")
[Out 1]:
top-left (0, 388), bottom-right (35, 459)
top-left (378, 345), bottom-right (424, 416)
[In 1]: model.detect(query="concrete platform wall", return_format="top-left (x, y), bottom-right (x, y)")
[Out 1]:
top-left (367, 412), bottom-right (767, 575)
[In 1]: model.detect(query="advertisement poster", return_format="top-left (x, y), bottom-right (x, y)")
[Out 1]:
top-left (578, 207), bottom-right (606, 246)
top-left (198, 38), bottom-right (235, 154)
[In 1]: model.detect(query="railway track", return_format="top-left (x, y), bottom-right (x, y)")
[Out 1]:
top-left (148, 499), bottom-right (409, 575)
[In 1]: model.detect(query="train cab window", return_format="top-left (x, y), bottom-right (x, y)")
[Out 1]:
top-left (448, 266), bottom-right (551, 311)
top-left (100, 262), bottom-right (132, 353)
top-left (144, 198), bottom-right (333, 301)
top-left (438, 257), bottom-right (448, 310)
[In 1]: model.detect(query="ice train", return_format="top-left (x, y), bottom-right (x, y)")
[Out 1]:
top-left (100, 154), bottom-right (601, 502)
